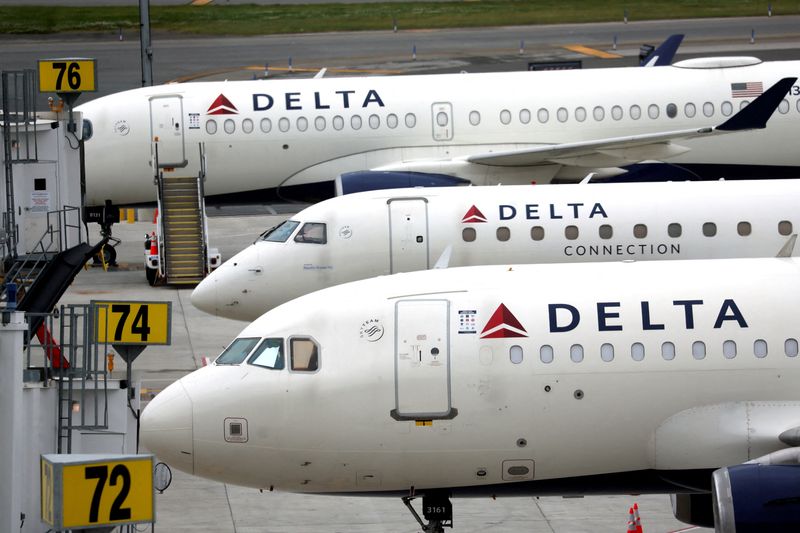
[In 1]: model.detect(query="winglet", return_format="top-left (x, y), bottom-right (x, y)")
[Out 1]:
top-left (777, 234), bottom-right (797, 258)
top-left (641, 34), bottom-right (684, 67)
top-left (433, 245), bottom-right (453, 269)
top-left (717, 77), bottom-right (797, 131)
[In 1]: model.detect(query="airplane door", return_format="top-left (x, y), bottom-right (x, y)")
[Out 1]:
top-left (388, 198), bottom-right (429, 273)
top-left (392, 299), bottom-right (454, 420)
top-left (431, 102), bottom-right (453, 141)
top-left (150, 95), bottom-right (187, 168)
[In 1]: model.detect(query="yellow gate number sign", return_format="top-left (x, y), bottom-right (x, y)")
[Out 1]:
top-left (93, 300), bottom-right (172, 345)
top-left (38, 58), bottom-right (97, 93)
top-left (41, 454), bottom-right (155, 530)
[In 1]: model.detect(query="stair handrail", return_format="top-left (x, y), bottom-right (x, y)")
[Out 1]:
top-left (0, 204), bottom-right (81, 303)
top-left (153, 141), bottom-right (167, 279)
top-left (197, 142), bottom-right (209, 274)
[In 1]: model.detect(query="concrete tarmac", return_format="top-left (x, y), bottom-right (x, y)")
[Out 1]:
top-left (57, 214), bottom-right (711, 532)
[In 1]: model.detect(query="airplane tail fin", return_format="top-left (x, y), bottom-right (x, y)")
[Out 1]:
top-left (717, 77), bottom-right (797, 131)
top-left (641, 34), bottom-right (684, 67)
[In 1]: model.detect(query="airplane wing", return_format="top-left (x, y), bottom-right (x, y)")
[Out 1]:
top-left (465, 77), bottom-right (796, 168)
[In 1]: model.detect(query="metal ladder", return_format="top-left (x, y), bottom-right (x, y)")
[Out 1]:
top-left (154, 143), bottom-right (209, 285)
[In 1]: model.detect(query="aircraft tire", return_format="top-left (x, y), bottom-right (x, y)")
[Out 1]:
top-left (146, 266), bottom-right (158, 286)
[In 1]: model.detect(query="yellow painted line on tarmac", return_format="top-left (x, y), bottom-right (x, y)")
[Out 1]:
top-left (562, 44), bottom-right (623, 59)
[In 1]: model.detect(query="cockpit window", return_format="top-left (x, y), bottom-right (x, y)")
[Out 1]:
top-left (260, 220), bottom-right (300, 242)
top-left (293, 222), bottom-right (327, 244)
top-left (215, 337), bottom-right (260, 365)
top-left (248, 338), bottom-right (284, 370)
top-left (291, 338), bottom-right (319, 371)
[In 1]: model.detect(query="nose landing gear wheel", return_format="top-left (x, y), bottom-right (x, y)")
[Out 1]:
top-left (402, 491), bottom-right (453, 533)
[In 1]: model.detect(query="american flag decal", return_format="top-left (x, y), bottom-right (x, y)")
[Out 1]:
top-left (731, 81), bottom-right (763, 98)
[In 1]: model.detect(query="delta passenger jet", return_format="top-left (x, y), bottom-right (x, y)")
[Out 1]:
top-left (143, 257), bottom-right (800, 532)
top-left (76, 59), bottom-right (799, 206)
top-left (192, 178), bottom-right (800, 321)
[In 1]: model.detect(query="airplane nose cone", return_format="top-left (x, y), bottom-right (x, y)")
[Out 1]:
top-left (191, 275), bottom-right (219, 316)
top-left (141, 379), bottom-right (194, 474)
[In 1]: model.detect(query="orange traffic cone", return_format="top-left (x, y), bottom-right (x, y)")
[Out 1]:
top-left (149, 232), bottom-right (157, 256)
top-left (633, 502), bottom-right (643, 533)
top-left (626, 507), bottom-right (636, 532)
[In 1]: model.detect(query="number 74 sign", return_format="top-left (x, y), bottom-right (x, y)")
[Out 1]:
top-left (93, 300), bottom-right (172, 345)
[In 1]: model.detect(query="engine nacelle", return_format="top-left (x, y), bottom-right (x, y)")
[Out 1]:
top-left (671, 493), bottom-right (715, 529)
top-left (335, 171), bottom-right (470, 196)
top-left (712, 463), bottom-right (800, 533)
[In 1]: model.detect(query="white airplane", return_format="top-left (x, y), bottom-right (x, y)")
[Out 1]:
top-left (142, 257), bottom-right (800, 532)
top-left (192, 178), bottom-right (800, 321)
top-left (76, 59), bottom-right (798, 206)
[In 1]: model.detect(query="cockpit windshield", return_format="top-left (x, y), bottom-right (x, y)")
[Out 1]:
top-left (215, 337), bottom-right (260, 365)
top-left (260, 220), bottom-right (300, 242)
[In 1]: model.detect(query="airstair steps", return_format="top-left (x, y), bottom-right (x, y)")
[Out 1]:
top-left (160, 175), bottom-right (205, 285)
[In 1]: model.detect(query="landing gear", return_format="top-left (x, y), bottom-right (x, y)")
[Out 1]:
top-left (402, 491), bottom-right (453, 533)
top-left (93, 222), bottom-right (120, 267)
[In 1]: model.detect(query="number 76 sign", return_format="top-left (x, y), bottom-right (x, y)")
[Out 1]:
top-left (93, 301), bottom-right (172, 345)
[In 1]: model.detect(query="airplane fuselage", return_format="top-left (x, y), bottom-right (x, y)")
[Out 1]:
top-left (192, 179), bottom-right (800, 321)
top-left (79, 58), bottom-right (800, 206)
top-left (142, 258), bottom-right (800, 494)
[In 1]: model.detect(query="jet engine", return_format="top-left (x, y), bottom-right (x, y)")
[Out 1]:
top-left (712, 463), bottom-right (800, 533)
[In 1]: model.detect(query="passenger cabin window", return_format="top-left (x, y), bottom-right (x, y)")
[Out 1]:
top-left (242, 118), bottom-right (254, 134)
top-left (531, 226), bottom-right (545, 241)
top-left (779, 221), bottom-right (793, 236)
top-left (692, 341), bottom-right (706, 360)
top-left (462, 227), bottom-right (476, 242)
top-left (668, 223), bottom-right (682, 238)
top-left (754, 339), bottom-right (768, 358)
top-left (737, 222), bottom-right (752, 236)
top-left (294, 222), bottom-right (327, 244)
top-left (565, 225), bottom-right (579, 240)
top-left (509, 345), bottom-right (523, 364)
top-left (224, 119), bottom-right (235, 134)
top-left (723, 340), bottom-right (737, 359)
top-left (661, 342), bottom-right (675, 360)
top-left (216, 337), bottom-right (260, 365)
top-left (539, 345), bottom-right (554, 364)
top-left (684, 103), bottom-right (696, 118)
top-left (291, 338), bottom-right (319, 371)
top-left (570, 344), bottom-right (584, 363)
top-left (260, 118), bottom-right (272, 133)
top-left (248, 338), bottom-right (284, 369)
top-left (599, 224), bottom-right (613, 239)
top-left (469, 111), bottom-right (481, 126)
top-left (666, 103), bottom-right (677, 118)
top-left (631, 342), bottom-right (645, 361)
top-left (633, 224), bottom-right (647, 238)
top-left (206, 119), bottom-right (217, 134)
top-left (703, 222), bottom-right (717, 237)
top-left (600, 343), bottom-right (614, 362)
top-left (785, 339), bottom-right (799, 357)
top-left (261, 220), bottom-right (300, 242)
top-left (496, 227), bottom-right (510, 242)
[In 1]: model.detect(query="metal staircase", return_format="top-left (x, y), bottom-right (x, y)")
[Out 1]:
top-left (159, 175), bottom-right (206, 284)
top-left (153, 142), bottom-right (209, 285)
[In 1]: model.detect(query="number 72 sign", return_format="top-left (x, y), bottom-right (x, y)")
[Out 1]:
top-left (93, 300), bottom-right (172, 345)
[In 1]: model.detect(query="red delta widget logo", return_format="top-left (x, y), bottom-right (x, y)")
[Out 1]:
top-left (462, 205), bottom-right (487, 223)
top-left (207, 94), bottom-right (238, 115)
top-left (480, 304), bottom-right (528, 338)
